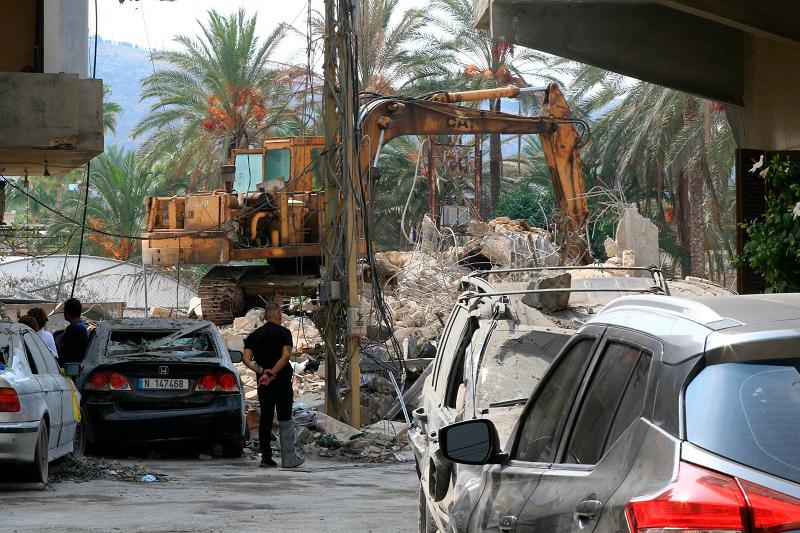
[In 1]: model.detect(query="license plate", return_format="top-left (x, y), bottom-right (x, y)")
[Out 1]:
top-left (138, 378), bottom-right (188, 390)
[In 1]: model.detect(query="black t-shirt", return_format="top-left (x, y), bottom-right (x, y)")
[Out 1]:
top-left (244, 322), bottom-right (293, 383)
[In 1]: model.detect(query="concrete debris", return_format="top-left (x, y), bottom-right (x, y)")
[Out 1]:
top-left (521, 272), bottom-right (572, 312)
top-left (49, 456), bottom-right (165, 483)
top-left (610, 205), bottom-right (659, 268)
top-left (313, 411), bottom-right (363, 442)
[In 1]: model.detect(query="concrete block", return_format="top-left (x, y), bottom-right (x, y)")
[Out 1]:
top-left (521, 272), bottom-right (572, 312)
top-left (615, 206), bottom-right (659, 268)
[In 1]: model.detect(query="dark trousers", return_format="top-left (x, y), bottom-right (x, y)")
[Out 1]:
top-left (257, 380), bottom-right (293, 457)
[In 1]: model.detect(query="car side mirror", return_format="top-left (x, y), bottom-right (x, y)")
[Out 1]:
top-left (440, 419), bottom-right (508, 465)
top-left (228, 350), bottom-right (243, 364)
top-left (64, 362), bottom-right (80, 378)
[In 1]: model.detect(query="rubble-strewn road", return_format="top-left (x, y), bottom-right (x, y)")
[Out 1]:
top-left (0, 457), bottom-right (418, 533)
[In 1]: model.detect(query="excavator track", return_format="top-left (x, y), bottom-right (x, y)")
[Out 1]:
top-left (198, 264), bottom-right (321, 325)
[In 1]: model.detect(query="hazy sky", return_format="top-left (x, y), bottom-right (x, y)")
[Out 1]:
top-left (93, 0), bottom-right (429, 64)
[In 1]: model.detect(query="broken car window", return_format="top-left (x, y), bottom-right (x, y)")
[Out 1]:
top-left (472, 324), bottom-right (565, 412)
top-left (106, 329), bottom-right (217, 357)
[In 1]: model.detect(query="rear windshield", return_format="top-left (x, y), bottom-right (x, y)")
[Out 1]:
top-left (685, 361), bottom-right (800, 484)
top-left (106, 329), bottom-right (218, 358)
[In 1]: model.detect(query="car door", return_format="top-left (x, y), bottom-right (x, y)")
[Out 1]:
top-left (514, 328), bottom-right (660, 532)
top-left (31, 333), bottom-right (77, 447)
top-left (467, 329), bottom-right (603, 533)
top-left (22, 332), bottom-right (63, 449)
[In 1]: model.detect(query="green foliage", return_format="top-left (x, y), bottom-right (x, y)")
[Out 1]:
top-left (131, 9), bottom-right (290, 188)
top-left (739, 156), bottom-right (800, 292)
top-left (494, 184), bottom-right (556, 229)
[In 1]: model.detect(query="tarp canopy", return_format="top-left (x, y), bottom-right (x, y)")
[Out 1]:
top-left (0, 255), bottom-right (196, 310)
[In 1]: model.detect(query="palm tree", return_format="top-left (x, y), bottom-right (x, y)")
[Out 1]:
top-left (568, 64), bottom-right (736, 280)
top-left (424, 0), bottom-right (555, 214)
top-left (48, 147), bottom-right (172, 260)
top-left (132, 9), bottom-right (291, 189)
top-left (103, 85), bottom-right (123, 136)
top-left (355, 0), bottom-right (428, 93)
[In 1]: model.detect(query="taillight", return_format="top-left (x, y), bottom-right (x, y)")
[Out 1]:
top-left (218, 372), bottom-right (237, 392)
top-left (86, 371), bottom-right (131, 391)
top-left (626, 462), bottom-right (747, 532)
top-left (0, 388), bottom-right (20, 412)
top-left (739, 479), bottom-right (800, 533)
top-left (196, 374), bottom-right (218, 392)
top-left (194, 372), bottom-right (238, 392)
top-left (627, 462), bottom-right (800, 533)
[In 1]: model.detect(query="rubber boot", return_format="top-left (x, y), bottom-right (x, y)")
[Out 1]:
top-left (278, 420), bottom-right (305, 468)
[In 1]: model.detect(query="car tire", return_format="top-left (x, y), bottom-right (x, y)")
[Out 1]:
top-left (222, 437), bottom-right (244, 458)
top-left (68, 422), bottom-right (85, 461)
top-left (418, 484), bottom-right (437, 533)
top-left (23, 422), bottom-right (49, 484)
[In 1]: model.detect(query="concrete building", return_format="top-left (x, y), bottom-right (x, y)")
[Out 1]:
top-left (473, 1), bottom-right (800, 152)
top-left (0, 0), bottom-right (102, 178)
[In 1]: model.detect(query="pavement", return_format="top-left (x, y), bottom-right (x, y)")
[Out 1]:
top-left (0, 456), bottom-right (419, 533)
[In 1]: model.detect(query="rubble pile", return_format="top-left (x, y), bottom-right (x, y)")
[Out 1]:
top-left (295, 410), bottom-right (410, 463)
top-left (49, 456), bottom-right (165, 483)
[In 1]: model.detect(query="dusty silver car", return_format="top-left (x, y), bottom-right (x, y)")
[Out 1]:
top-left (0, 322), bottom-right (82, 483)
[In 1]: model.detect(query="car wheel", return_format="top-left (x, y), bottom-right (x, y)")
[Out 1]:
top-left (23, 422), bottom-right (49, 484)
top-left (68, 422), bottom-right (85, 461)
top-left (222, 437), bottom-right (244, 458)
top-left (418, 484), bottom-right (437, 533)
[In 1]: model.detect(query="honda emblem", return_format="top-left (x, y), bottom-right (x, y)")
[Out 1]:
top-left (158, 366), bottom-right (169, 376)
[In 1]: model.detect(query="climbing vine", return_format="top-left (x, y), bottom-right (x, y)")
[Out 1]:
top-left (739, 156), bottom-right (800, 292)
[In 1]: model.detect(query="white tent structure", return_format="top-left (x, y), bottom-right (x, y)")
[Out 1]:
top-left (0, 255), bottom-right (196, 311)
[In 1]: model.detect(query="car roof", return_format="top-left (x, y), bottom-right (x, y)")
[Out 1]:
top-left (0, 321), bottom-right (33, 333)
top-left (589, 293), bottom-right (800, 364)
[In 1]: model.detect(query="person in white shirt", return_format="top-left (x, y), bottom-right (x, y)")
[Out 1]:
top-left (27, 307), bottom-right (58, 359)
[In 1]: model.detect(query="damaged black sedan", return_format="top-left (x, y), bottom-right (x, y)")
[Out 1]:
top-left (77, 319), bottom-right (245, 456)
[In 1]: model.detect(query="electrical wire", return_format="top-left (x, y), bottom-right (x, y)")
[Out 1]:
top-left (71, 0), bottom-right (99, 299)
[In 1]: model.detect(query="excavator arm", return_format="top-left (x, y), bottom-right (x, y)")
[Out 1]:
top-left (358, 83), bottom-right (591, 262)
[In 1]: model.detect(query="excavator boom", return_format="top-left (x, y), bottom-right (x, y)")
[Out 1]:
top-left (358, 83), bottom-right (590, 260)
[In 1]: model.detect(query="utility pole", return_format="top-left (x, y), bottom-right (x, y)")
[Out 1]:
top-left (321, 0), bottom-right (343, 420)
top-left (428, 136), bottom-right (437, 223)
top-left (321, 0), bottom-right (361, 427)
top-left (474, 135), bottom-right (482, 218)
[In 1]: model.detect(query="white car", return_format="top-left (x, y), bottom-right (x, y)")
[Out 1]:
top-left (0, 322), bottom-right (82, 483)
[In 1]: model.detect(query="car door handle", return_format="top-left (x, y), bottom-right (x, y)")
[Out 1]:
top-left (499, 515), bottom-right (517, 532)
top-left (574, 499), bottom-right (603, 523)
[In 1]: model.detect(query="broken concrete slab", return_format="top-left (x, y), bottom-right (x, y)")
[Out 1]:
top-left (615, 205), bottom-right (659, 268)
top-left (521, 272), bottom-right (572, 312)
top-left (313, 412), bottom-right (363, 441)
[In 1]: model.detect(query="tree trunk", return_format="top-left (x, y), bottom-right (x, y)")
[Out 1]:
top-left (674, 169), bottom-right (691, 276)
top-left (688, 163), bottom-right (705, 278)
top-left (489, 98), bottom-right (502, 214)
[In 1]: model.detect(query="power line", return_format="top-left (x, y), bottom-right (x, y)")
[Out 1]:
top-left (72, 0), bottom-right (100, 299)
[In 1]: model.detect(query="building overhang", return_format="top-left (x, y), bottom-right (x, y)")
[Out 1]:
top-left (474, 1), bottom-right (800, 106)
top-left (0, 73), bottom-right (103, 177)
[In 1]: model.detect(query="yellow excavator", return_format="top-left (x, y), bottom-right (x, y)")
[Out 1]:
top-left (141, 83), bottom-right (590, 324)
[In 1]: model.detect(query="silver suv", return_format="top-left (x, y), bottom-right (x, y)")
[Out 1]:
top-left (437, 293), bottom-right (800, 532)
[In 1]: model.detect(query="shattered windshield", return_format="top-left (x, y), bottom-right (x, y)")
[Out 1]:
top-left (473, 325), bottom-right (565, 411)
top-left (106, 329), bottom-right (218, 358)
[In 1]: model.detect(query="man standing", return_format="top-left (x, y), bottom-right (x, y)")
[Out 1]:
top-left (57, 298), bottom-right (89, 366)
top-left (242, 303), bottom-right (304, 469)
